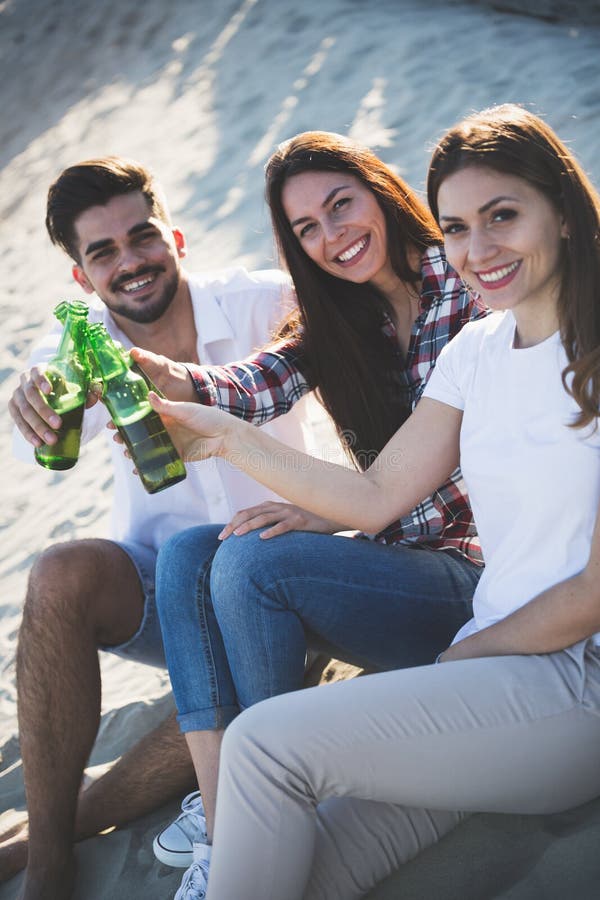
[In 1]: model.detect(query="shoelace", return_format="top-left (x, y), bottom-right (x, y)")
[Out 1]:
top-left (177, 860), bottom-right (210, 900)
top-left (176, 791), bottom-right (207, 839)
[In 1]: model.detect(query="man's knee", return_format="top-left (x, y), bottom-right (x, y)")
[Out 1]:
top-left (27, 542), bottom-right (93, 617)
top-left (24, 539), bottom-right (138, 636)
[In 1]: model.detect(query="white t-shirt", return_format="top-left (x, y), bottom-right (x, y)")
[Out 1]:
top-left (424, 310), bottom-right (600, 647)
top-left (13, 267), bottom-right (316, 552)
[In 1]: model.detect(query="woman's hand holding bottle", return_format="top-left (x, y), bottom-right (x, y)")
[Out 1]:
top-left (147, 393), bottom-right (236, 463)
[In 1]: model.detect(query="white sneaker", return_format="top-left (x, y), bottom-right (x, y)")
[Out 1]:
top-left (153, 791), bottom-right (208, 868)
top-left (174, 850), bottom-right (211, 900)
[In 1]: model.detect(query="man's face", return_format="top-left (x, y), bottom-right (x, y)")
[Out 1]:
top-left (72, 192), bottom-right (186, 324)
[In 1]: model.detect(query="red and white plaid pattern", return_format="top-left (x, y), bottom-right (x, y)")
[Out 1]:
top-left (189, 246), bottom-right (486, 564)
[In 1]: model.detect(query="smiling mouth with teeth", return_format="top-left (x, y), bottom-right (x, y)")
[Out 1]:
top-left (122, 275), bottom-right (155, 292)
top-left (111, 267), bottom-right (162, 294)
top-left (478, 261), bottom-right (520, 284)
top-left (336, 237), bottom-right (367, 263)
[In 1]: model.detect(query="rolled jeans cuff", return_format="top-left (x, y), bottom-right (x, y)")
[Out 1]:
top-left (177, 704), bottom-right (240, 733)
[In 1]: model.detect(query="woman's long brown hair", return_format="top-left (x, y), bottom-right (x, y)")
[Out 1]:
top-left (427, 103), bottom-right (600, 429)
top-left (266, 131), bottom-right (441, 467)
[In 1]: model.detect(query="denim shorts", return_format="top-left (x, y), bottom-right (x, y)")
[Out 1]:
top-left (98, 540), bottom-right (166, 668)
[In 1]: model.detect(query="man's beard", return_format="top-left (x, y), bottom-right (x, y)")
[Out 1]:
top-left (104, 266), bottom-right (180, 324)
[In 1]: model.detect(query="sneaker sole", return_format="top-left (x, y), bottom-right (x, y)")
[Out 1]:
top-left (152, 835), bottom-right (194, 868)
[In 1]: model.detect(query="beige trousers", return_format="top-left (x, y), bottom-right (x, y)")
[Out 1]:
top-left (206, 640), bottom-right (600, 900)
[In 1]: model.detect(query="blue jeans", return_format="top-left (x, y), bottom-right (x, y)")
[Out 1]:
top-left (100, 540), bottom-right (165, 666)
top-left (155, 527), bottom-right (481, 733)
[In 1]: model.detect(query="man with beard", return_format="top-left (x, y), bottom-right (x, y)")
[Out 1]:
top-left (5, 157), bottom-right (312, 900)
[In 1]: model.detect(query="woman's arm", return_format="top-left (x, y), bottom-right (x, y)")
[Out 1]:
top-left (149, 393), bottom-right (462, 535)
top-left (440, 505), bottom-right (600, 661)
top-left (132, 338), bottom-right (310, 424)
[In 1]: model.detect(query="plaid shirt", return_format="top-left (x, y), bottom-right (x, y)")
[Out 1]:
top-left (189, 245), bottom-right (486, 564)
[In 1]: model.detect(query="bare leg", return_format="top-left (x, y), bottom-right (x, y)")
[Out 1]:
top-left (0, 711), bottom-right (196, 884)
top-left (183, 731), bottom-right (224, 844)
top-left (12, 539), bottom-right (165, 900)
top-left (75, 710), bottom-right (195, 837)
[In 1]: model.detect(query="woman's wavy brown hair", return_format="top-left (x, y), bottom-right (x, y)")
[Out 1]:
top-left (265, 131), bottom-right (442, 467)
top-left (427, 103), bottom-right (600, 429)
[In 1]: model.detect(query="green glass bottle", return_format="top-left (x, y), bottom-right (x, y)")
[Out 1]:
top-left (34, 300), bottom-right (90, 471)
top-left (113, 340), bottom-right (166, 398)
top-left (86, 324), bottom-right (186, 494)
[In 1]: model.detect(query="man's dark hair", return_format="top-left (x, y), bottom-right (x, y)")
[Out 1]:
top-left (46, 156), bottom-right (171, 263)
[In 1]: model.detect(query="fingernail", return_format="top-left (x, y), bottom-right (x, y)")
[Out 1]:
top-left (49, 415), bottom-right (61, 428)
top-left (217, 529), bottom-right (225, 540)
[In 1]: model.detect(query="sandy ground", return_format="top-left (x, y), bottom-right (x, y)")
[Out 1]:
top-left (1, 0), bottom-right (600, 897)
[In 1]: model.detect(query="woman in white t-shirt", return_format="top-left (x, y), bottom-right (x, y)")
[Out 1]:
top-left (149, 104), bottom-right (600, 900)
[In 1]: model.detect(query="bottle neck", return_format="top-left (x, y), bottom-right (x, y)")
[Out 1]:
top-left (87, 329), bottom-right (129, 382)
top-left (92, 348), bottom-right (129, 381)
top-left (56, 314), bottom-right (88, 360)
